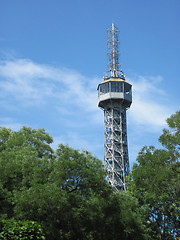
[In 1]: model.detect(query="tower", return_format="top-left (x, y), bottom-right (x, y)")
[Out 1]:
top-left (97, 23), bottom-right (132, 192)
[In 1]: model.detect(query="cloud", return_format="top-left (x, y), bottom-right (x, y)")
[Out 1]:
top-left (0, 58), bottom-right (175, 131)
top-left (0, 58), bottom-right (102, 157)
top-left (0, 59), bottom-right (98, 111)
top-left (0, 59), bottom-right (52, 103)
top-left (125, 74), bottom-right (176, 165)
top-left (0, 58), bottom-right (177, 165)
top-left (127, 75), bottom-right (173, 128)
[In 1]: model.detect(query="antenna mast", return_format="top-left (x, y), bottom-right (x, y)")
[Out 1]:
top-left (107, 23), bottom-right (121, 78)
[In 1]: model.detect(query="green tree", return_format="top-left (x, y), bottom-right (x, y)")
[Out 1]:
top-left (0, 126), bottom-right (53, 219)
top-left (128, 111), bottom-right (180, 239)
top-left (0, 127), bottom-right (146, 240)
top-left (159, 111), bottom-right (180, 157)
top-left (13, 144), bottom-right (113, 239)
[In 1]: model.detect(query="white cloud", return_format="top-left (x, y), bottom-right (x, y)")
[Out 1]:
top-left (0, 58), bottom-right (175, 131)
top-left (0, 59), bottom-right (98, 111)
top-left (0, 58), bottom-right (177, 165)
top-left (127, 75), bottom-right (173, 128)
top-left (0, 59), bottom-right (53, 103)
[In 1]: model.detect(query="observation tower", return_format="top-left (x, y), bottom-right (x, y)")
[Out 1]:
top-left (97, 23), bottom-right (132, 191)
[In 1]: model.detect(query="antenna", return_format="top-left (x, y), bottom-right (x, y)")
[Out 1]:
top-left (107, 23), bottom-right (122, 78)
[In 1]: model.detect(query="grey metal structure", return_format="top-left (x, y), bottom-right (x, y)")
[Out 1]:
top-left (97, 23), bottom-right (132, 191)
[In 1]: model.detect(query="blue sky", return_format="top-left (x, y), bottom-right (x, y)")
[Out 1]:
top-left (0, 0), bottom-right (179, 168)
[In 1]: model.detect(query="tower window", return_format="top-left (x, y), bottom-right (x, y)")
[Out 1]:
top-left (111, 82), bottom-right (123, 92)
top-left (124, 83), bottom-right (131, 95)
top-left (100, 82), bottom-right (110, 94)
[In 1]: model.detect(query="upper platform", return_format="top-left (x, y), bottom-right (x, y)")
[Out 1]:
top-left (97, 77), bottom-right (132, 109)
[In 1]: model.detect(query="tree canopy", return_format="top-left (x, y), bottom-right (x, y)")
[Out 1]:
top-left (0, 126), bottom-right (146, 240)
top-left (0, 111), bottom-right (179, 239)
top-left (127, 111), bottom-right (180, 239)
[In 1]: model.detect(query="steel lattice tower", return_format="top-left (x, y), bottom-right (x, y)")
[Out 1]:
top-left (97, 23), bottom-right (132, 191)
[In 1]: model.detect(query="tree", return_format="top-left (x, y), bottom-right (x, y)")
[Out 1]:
top-left (159, 111), bottom-right (180, 164)
top-left (0, 127), bottom-right (146, 240)
top-left (0, 126), bottom-right (53, 219)
top-left (127, 111), bottom-right (180, 240)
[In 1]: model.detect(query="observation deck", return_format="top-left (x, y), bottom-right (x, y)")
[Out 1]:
top-left (98, 77), bottom-right (132, 109)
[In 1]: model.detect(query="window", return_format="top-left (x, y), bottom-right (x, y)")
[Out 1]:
top-left (99, 81), bottom-right (125, 94)
top-left (111, 82), bottom-right (123, 92)
top-left (124, 83), bottom-right (131, 95)
top-left (99, 82), bottom-right (110, 95)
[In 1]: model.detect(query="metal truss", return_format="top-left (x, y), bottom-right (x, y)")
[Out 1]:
top-left (107, 23), bottom-right (120, 78)
top-left (104, 102), bottom-right (130, 191)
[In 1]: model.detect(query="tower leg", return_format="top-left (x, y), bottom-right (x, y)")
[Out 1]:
top-left (104, 102), bottom-right (129, 191)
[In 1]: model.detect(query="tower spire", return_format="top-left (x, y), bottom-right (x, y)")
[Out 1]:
top-left (107, 23), bottom-right (121, 78)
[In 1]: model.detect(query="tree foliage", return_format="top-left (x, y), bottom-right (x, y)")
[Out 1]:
top-left (159, 111), bottom-right (180, 159)
top-left (128, 111), bottom-right (180, 239)
top-left (0, 127), bottom-right (53, 219)
top-left (0, 126), bottom-right (146, 239)
top-left (1, 112), bottom-right (179, 239)
top-left (0, 219), bottom-right (45, 239)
